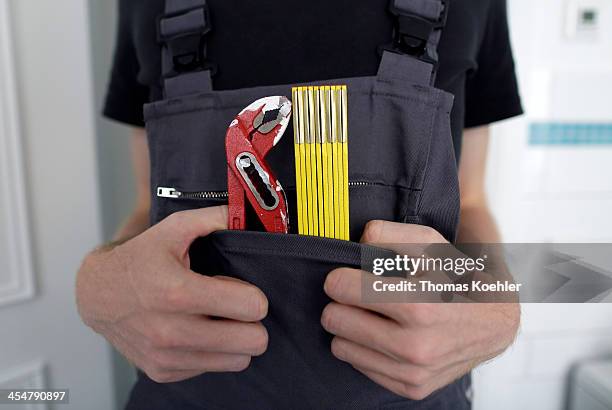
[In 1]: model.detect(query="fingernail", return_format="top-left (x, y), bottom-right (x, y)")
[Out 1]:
top-left (331, 338), bottom-right (345, 360)
top-left (249, 289), bottom-right (268, 320)
top-left (321, 305), bottom-right (334, 332)
top-left (324, 270), bottom-right (341, 297)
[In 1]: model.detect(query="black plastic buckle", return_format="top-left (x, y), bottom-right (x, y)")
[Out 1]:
top-left (158, 5), bottom-right (214, 76)
top-left (164, 35), bottom-right (214, 74)
top-left (383, 0), bottom-right (449, 60)
top-left (394, 14), bottom-right (433, 56)
top-left (389, 0), bottom-right (449, 29)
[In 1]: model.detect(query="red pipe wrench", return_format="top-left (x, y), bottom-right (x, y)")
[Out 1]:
top-left (226, 96), bottom-right (292, 233)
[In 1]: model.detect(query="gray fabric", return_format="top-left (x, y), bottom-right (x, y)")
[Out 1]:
top-left (377, 52), bottom-right (433, 85)
top-left (391, 0), bottom-right (445, 78)
top-left (428, 29), bottom-right (442, 62)
top-left (145, 53), bottom-right (458, 240)
top-left (127, 231), bottom-right (471, 410)
top-left (165, 0), bottom-right (206, 14)
top-left (394, 0), bottom-right (444, 20)
top-left (159, 8), bottom-right (208, 38)
top-left (164, 70), bottom-right (212, 97)
top-left (160, 0), bottom-right (212, 96)
top-left (145, 52), bottom-right (458, 241)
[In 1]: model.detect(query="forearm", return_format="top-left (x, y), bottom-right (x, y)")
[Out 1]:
top-left (456, 203), bottom-right (501, 243)
top-left (112, 128), bottom-right (151, 244)
top-left (457, 126), bottom-right (501, 244)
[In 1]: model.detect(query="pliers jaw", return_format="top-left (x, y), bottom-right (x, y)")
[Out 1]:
top-left (226, 96), bottom-right (292, 233)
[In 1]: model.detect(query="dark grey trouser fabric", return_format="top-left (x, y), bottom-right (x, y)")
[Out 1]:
top-left (128, 52), bottom-right (467, 409)
top-left (126, 232), bottom-right (471, 410)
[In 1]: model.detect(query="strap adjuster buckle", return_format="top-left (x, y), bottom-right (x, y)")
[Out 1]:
top-left (393, 14), bottom-right (433, 56)
top-left (390, 0), bottom-right (449, 28)
top-left (158, 5), bottom-right (213, 76)
top-left (386, 0), bottom-right (449, 59)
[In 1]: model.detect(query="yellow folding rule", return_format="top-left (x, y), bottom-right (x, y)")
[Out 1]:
top-left (292, 85), bottom-right (349, 240)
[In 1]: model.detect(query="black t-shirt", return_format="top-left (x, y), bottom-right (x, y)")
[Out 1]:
top-left (103, 0), bottom-right (523, 160)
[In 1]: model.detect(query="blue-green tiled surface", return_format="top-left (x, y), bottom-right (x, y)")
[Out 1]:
top-left (529, 123), bottom-right (612, 145)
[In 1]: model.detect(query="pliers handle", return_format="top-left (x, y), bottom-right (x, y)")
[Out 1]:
top-left (226, 96), bottom-right (292, 233)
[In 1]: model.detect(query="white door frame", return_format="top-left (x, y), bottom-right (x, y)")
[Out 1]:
top-left (0, 0), bottom-right (35, 306)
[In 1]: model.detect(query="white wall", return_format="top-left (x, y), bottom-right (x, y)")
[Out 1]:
top-left (475, 1), bottom-right (612, 409)
top-left (88, 0), bottom-right (136, 242)
top-left (0, 0), bottom-right (115, 408)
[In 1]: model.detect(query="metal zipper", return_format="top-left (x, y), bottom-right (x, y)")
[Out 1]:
top-left (156, 187), bottom-right (229, 200)
top-left (348, 181), bottom-right (375, 188)
top-left (157, 181), bottom-right (377, 200)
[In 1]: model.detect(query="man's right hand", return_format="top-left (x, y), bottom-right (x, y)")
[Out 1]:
top-left (76, 206), bottom-right (269, 383)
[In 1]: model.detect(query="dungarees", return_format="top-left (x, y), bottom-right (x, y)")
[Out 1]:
top-left (126, 0), bottom-right (471, 408)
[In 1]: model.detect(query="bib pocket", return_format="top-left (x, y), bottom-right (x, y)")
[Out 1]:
top-left (178, 230), bottom-right (424, 409)
top-left (145, 75), bottom-right (458, 240)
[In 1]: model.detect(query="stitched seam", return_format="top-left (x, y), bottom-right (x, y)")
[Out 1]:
top-left (218, 246), bottom-right (360, 265)
top-left (415, 99), bottom-right (441, 217)
top-left (145, 91), bottom-right (441, 120)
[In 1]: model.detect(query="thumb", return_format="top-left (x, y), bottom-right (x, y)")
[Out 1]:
top-left (360, 220), bottom-right (447, 245)
top-left (161, 205), bottom-right (228, 246)
top-left (360, 220), bottom-right (454, 268)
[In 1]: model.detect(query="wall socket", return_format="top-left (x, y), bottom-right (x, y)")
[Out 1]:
top-left (565, 0), bottom-right (604, 40)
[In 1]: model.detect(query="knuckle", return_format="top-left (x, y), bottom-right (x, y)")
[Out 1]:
top-left (229, 356), bottom-right (252, 372)
top-left (324, 269), bottom-right (347, 298)
top-left (149, 325), bottom-right (177, 349)
top-left (391, 331), bottom-right (432, 365)
top-left (138, 327), bottom-right (157, 352)
top-left (387, 328), bottom-right (413, 359)
top-left (245, 288), bottom-right (268, 320)
top-left (403, 385), bottom-right (431, 401)
top-left (405, 304), bottom-right (434, 327)
top-left (370, 327), bottom-right (393, 354)
top-left (146, 367), bottom-right (173, 384)
top-left (148, 349), bottom-right (171, 370)
top-left (330, 337), bottom-right (347, 360)
top-left (407, 343), bottom-right (435, 366)
top-left (402, 368), bottom-right (430, 387)
top-left (163, 283), bottom-right (187, 310)
top-left (422, 226), bottom-right (444, 243)
top-left (251, 327), bottom-right (269, 356)
top-left (362, 220), bottom-right (385, 243)
top-left (394, 341), bottom-right (415, 362)
top-left (321, 304), bottom-right (339, 333)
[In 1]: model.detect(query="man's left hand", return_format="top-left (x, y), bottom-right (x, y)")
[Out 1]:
top-left (321, 220), bottom-right (520, 400)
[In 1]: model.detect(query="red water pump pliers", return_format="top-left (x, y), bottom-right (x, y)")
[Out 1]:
top-left (225, 96), bottom-right (292, 233)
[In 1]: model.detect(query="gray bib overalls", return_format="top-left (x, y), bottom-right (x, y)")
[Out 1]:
top-left (126, 0), bottom-right (471, 408)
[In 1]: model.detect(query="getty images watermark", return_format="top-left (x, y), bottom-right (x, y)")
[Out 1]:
top-left (370, 253), bottom-right (521, 293)
top-left (360, 243), bottom-right (612, 303)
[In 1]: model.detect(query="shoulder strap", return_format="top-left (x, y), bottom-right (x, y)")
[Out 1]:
top-left (159, 0), bottom-right (213, 98)
top-left (380, 0), bottom-right (449, 85)
top-left (159, 0), bottom-right (449, 97)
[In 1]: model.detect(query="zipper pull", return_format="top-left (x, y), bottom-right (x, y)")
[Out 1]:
top-left (157, 187), bottom-right (181, 198)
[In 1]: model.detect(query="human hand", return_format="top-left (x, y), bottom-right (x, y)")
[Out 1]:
top-left (76, 206), bottom-right (269, 383)
top-left (321, 221), bottom-right (520, 400)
